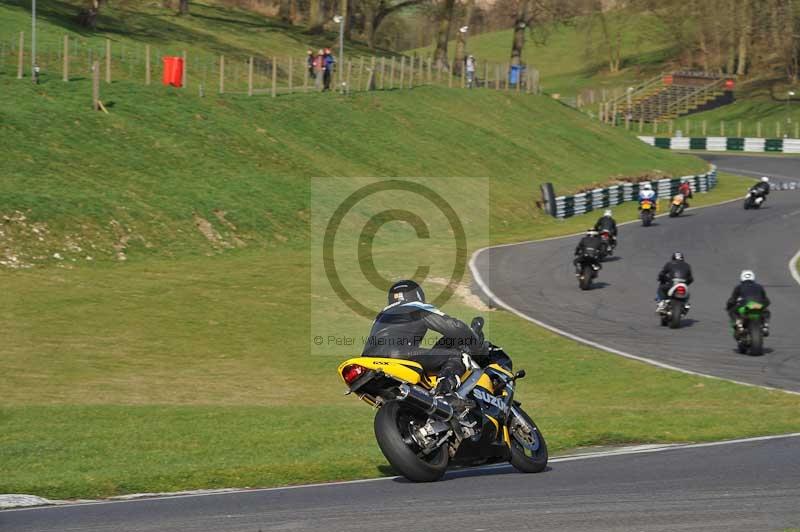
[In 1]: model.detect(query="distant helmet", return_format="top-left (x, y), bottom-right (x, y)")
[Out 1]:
top-left (388, 280), bottom-right (425, 305)
top-left (642, 183), bottom-right (653, 191)
top-left (740, 270), bottom-right (755, 282)
top-left (672, 251), bottom-right (684, 261)
top-left (761, 176), bottom-right (769, 183)
top-left (603, 209), bottom-right (613, 217)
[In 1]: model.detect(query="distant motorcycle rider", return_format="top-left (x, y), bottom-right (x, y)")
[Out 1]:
top-left (362, 280), bottom-right (483, 400)
top-left (573, 229), bottom-right (603, 274)
top-left (678, 180), bottom-right (693, 208)
top-left (726, 270), bottom-right (771, 335)
top-left (594, 209), bottom-right (618, 249)
top-left (638, 182), bottom-right (657, 205)
top-left (749, 176), bottom-right (771, 198)
top-left (656, 252), bottom-right (694, 311)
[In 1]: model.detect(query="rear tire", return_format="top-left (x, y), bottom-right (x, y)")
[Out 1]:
top-left (508, 408), bottom-right (548, 474)
top-left (579, 265), bottom-right (592, 290)
top-left (642, 211), bottom-right (652, 226)
top-left (748, 321), bottom-right (763, 356)
top-left (374, 401), bottom-right (448, 482)
top-left (669, 205), bottom-right (678, 217)
top-left (669, 300), bottom-right (682, 329)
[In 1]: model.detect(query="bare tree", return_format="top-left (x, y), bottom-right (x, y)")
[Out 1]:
top-left (433, 0), bottom-right (457, 69)
top-left (178, 0), bottom-right (189, 15)
top-left (363, 0), bottom-right (428, 48)
top-left (308, 0), bottom-right (325, 33)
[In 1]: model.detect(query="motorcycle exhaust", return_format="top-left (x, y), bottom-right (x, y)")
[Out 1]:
top-left (397, 383), bottom-right (454, 421)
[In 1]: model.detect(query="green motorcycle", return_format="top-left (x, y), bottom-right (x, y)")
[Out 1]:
top-left (733, 300), bottom-right (768, 356)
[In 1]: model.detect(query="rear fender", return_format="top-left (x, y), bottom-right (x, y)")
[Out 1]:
top-left (338, 357), bottom-right (427, 387)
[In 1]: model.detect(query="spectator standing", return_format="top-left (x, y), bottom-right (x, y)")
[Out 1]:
top-left (307, 49), bottom-right (316, 81)
top-left (313, 49), bottom-right (325, 90)
top-left (323, 48), bottom-right (336, 91)
top-left (465, 55), bottom-right (476, 88)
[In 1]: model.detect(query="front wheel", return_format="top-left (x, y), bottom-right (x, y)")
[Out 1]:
top-left (374, 401), bottom-right (448, 482)
top-left (743, 198), bottom-right (752, 210)
top-left (508, 407), bottom-right (548, 473)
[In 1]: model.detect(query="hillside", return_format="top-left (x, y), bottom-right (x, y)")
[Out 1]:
top-left (0, 76), bottom-right (706, 267)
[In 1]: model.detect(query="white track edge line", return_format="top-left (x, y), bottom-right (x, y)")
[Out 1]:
top-left (790, 249), bottom-right (800, 287)
top-left (4, 432), bottom-right (800, 512)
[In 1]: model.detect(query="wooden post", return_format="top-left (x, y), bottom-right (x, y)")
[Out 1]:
top-left (17, 32), bottom-right (24, 79)
top-left (407, 56), bottom-right (414, 88)
top-left (92, 61), bottom-right (100, 111)
top-left (483, 62), bottom-right (488, 89)
top-left (399, 56), bottom-right (405, 89)
top-left (271, 56), bottom-right (277, 97)
top-left (504, 63), bottom-right (509, 91)
top-left (389, 57), bottom-right (395, 89)
top-left (380, 56), bottom-right (386, 89)
top-left (639, 117), bottom-right (644, 132)
top-left (219, 55), bottom-right (225, 94)
top-left (448, 65), bottom-right (453, 88)
top-left (346, 59), bottom-right (352, 93)
top-left (288, 56), bottom-right (293, 94)
top-left (756, 121), bottom-right (761, 137)
top-left (182, 50), bottom-right (187, 88)
top-left (105, 39), bottom-right (111, 83)
top-left (625, 114), bottom-right (630, 130)
top-left (368, 56), bottom-right (376, 90)
top-left (427, 56), bottom-right (432, 84)
top-left (145, 45), bottom-right (151, 85)
top-left (776, 121), bottom-right (780, 138)
top-left (653, 120), bottom-right (658, 135)
top-left (495, 63), bottom-right (500, 90)
top-left (62, 35), bottom-right (69, 82)
top-left (461, 64), bottom-right (466, 88)
top-left (248, 56), bottom-right (254, 96)
top-left (737, 121), bottom-right (742, 137)
top-left (702, 120), bottom-right (707, 136)
top-left (357, 56), bottom-right (364, 91)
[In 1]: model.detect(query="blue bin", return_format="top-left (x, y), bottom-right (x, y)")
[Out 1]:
top-left (508, 65), bottom-right (525, 85)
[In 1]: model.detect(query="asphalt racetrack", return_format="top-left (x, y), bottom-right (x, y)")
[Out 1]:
top-left (3, 435), bottom-right (800, 531)
top-left (473, 154), bottom-right (800, 392)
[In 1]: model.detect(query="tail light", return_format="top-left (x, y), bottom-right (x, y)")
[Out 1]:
top-left (675, 285), bottom-right (687, 296)
top-left (342, 364), bottom-right (368, 384)
top-left (601, 232), bottom-right (610, 240)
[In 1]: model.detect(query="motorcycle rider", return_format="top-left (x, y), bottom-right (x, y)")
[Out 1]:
top-left (573, 229), bottom-right (603, 275)
top-left (656, 252), bottom-right (694, 312)
top-left (362, 280), bottom-right (484, 401)
top-left (594, 209), bottom-right (618, 250)
top-left (726, 270), bottom-right (771, 336)
top-left (749, 176), bottom-right (771, 200)
top-left (638, 182), bottom-right (657, 205)
top-left (677, 180), bottom-right (693, 208)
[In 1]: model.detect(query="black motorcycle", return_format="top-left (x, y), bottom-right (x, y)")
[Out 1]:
top-left (658, 279), bottom-right (690, 329)
top-left (575, 249), bottom-right (601, 290)
top-left (743, 189), bottom-right (766, 209)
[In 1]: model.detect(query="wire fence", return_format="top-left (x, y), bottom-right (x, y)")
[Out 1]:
top-left (1, 31), bottom-right (543, 99)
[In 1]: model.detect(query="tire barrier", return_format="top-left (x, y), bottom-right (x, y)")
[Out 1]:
top-left (639, 136), bottom-right (800, 153)
top-left (548, 166), bottom-right (717, 219)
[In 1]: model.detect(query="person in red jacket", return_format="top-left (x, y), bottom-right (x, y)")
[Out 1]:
top-left (678, 180), bottom-right (693, 208)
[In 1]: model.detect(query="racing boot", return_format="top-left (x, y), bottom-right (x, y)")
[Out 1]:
top-left (434, 375), bottom-right (474, 415)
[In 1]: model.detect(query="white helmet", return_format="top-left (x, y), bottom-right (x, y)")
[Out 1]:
top-left (761, 176), bottom-right (769, 183)
top-left (740, 270), bottom-right (755, 282)
top-left (642, 183), bottom-right (652, 191)
top-left (603, 209), bottom-right (612, 217)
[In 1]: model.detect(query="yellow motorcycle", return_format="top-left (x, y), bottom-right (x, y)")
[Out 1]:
top-left (337, 317), bottom-right (547, 482)
top-left (639, 198), bottom-right (656, 226)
